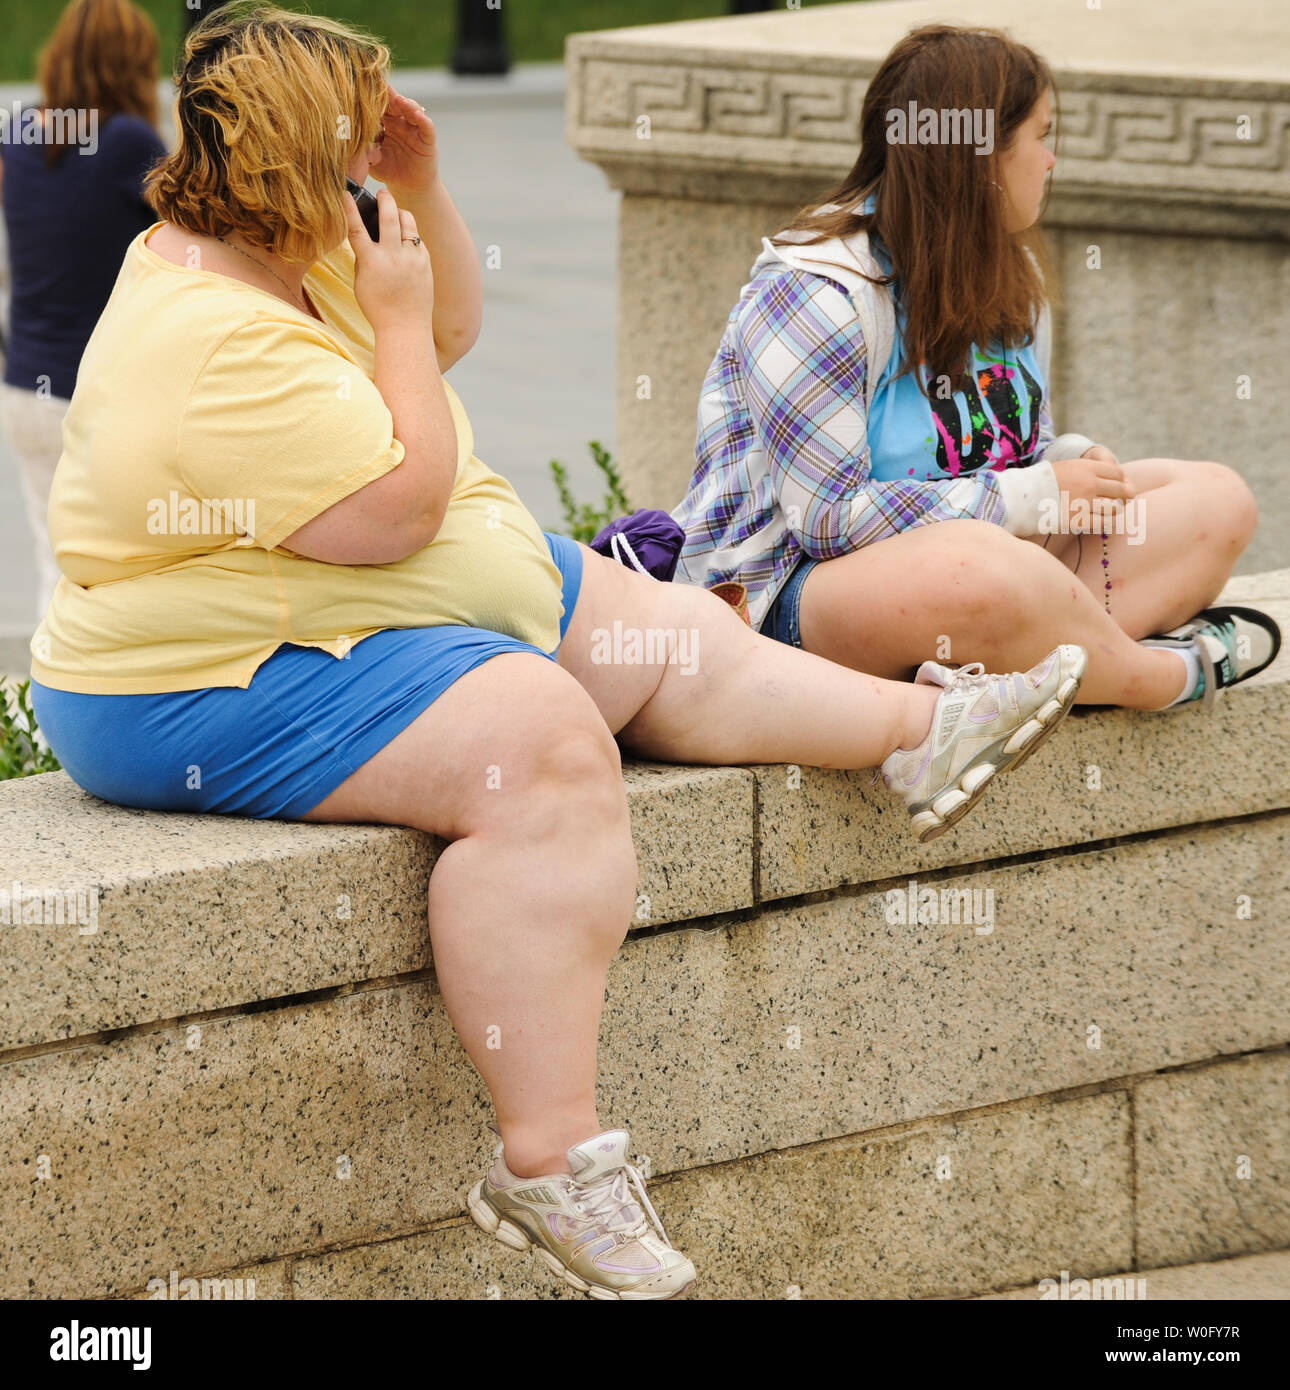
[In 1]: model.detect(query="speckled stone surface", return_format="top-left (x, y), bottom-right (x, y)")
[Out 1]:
top-left (620, 761), bottom-right (754, 927)
top-left (608, 816), bottom-right (1290, 1173)
top-left (615, 196), bottom-right (797, 506)
top-left (291, 1224), bottom-right (586, 1301)
top-left (293, 1090), bottom-right (1130, 1300)
top-left (0, 982), bottom-right (489, 1299)
top-left (6, 815), bottom-right (1283, 1297)
top-left (756, 573), bottom-right (1290, 900)
top-left (1136, 1052), bottom-right (1290, 1270)
top-left (0, 760), bottom-right (752, 1051)
top-left (1220, 571), bottom-right (1290, 602)
top-left (976, 1247), bottom-right (1290, 1300)
top-left (0, 778), bottom-right (436, 1052)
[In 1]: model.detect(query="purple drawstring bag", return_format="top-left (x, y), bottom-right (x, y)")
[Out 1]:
top-left (589, 509), bottom-right (685, 582)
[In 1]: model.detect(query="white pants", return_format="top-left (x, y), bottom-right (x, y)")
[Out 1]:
top-left (1, 383), bottom-right (69, 621)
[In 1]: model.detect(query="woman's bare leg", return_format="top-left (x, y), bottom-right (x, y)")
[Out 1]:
top-left (796, 519), bottom-right (1194, 708)
top-left (301, 653), bottom-right (635, 1179)
top-left (560, 546), bottom-right (958, 765)
top-left (1041, 458), bottom-right (1258, 639)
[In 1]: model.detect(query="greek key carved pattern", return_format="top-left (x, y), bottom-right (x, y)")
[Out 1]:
top-left (1058, 91), bottom-right (1290, 173)
top-left (578, 58), bottom-right (1290, 181)
top-left (588, 62), bottom-right (864, 142)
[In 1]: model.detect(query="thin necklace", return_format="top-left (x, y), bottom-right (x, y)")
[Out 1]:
top-left (216, 236), bottom-right (311, 315)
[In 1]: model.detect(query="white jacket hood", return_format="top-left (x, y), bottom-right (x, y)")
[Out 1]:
top-left (750, 203), bottom-right (1095, 532)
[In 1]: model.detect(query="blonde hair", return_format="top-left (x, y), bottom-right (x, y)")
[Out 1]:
top-left (38, 0), bottom-right (160, 167)
top-left (146, 2), bottom-right (390, 264)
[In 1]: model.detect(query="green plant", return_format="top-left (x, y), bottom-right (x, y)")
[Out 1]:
top-left (0, 679), bottom-right (61, 780)
top-left (549, 440), bottom-right (631, 544)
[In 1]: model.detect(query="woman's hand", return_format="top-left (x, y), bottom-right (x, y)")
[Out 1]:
top-left (369, 86), bottom-right (439, 197)
top-left (1051, 449), bottom-right (1134, 532)
top-left (344, 187), bottom-right (434, 332)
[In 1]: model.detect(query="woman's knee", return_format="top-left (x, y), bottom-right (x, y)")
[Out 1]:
top-left (1194, 460), bottom-right (1258, 551)
top-left (929, 520), bottom-right (1075, 626)
top-left (1132, 457), bottom-right (1257, 551)
top-left (499, 709), bottom-right (627, 831)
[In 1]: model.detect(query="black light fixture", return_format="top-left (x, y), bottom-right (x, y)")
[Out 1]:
top-left (450, 0), bottom-right (512, 76)
top-left (183, 0), bottom-right (232, 36)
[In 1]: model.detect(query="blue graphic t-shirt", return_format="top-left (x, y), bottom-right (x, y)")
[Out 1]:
top-left (864, 211), bottom-right (1045, 482)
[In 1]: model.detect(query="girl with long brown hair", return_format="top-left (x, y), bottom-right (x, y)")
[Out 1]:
top-left (673, 23), bottom-right (1278, 710)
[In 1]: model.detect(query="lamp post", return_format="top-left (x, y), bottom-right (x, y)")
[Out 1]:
top-left (451, 0), bottom-right (511, 75)
top-left (183, 0), bottom-right (232, 35)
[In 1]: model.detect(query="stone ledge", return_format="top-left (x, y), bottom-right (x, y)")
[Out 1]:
top-left (286, 1090), bottom-right (1132, 1301)
top-left (0, 762), bottom-right (753, 1052)
top-left (3, 571), bottom-right (1286, 1297)
top-left (2, 568), bottom-right (1285, 1053)
top-left (5, 817), bottom-right (1285, 1297)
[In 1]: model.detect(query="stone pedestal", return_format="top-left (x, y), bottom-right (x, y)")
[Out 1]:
top-left (566, 0), bottom-right (1290, 571)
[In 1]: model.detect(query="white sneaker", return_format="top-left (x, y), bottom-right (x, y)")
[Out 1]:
top-left (881, 644), bottom-right (1088, 842)
top-left (466, 1129), bottom-right (696, 1300)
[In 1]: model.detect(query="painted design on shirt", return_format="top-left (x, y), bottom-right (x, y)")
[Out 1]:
top-left (924, 350), bottom-right (1044, 477)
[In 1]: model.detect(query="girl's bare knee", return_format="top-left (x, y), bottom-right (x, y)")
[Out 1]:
top-left (1204, 462), bottom-right (1258, 549)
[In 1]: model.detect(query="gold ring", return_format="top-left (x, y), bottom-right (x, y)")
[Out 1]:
top-left (403, 236), bottom-right (422, 246)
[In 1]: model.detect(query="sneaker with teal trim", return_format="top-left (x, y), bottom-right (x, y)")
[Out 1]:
top-left (1140, 605), bottom-right (1281, 708)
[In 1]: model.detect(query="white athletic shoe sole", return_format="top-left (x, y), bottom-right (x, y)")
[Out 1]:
top-left (910, 647), bottom-right (1089, 843)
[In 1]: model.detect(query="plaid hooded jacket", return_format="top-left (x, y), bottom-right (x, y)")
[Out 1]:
top-left (671, 209), bottom-right (1096, 631)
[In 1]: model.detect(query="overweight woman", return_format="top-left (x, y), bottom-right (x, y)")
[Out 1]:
top-left (674, 23), bottom-right (1278, 712)
top-left (29, 5), bottom-right (1086, 1300)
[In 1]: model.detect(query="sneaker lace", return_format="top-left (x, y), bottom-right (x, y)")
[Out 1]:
top-left (574, 1163), bottom-right (673, 1249)
top-left (941, 661), bottom-right (991, 692)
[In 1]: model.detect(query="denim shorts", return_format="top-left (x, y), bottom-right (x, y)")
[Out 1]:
top-left (760, 555), bottom-right (820, 647)
top-left (31, 531), bottom-right (583, 821)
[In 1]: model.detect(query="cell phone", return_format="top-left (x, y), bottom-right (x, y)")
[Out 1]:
top-left (345, 177), bottom-right (380, 241)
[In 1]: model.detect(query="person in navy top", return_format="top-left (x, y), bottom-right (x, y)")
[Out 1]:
top-left (0, 0), bottom-right (165, 620)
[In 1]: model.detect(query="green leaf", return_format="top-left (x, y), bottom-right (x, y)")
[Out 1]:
top-left (548, 441), bottom-right (633, 545)
top-left (0, 679), bottom-right (62, 780)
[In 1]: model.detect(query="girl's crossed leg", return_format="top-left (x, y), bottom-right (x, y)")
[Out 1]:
top-left (797, 459), bottom-right (1257, 708)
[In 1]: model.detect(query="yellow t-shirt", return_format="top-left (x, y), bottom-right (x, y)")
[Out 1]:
top-left (31, 223), bottom-right (565, 694)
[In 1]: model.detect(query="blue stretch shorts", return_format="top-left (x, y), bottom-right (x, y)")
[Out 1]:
top-left (760, 554), bottom-right (819, 648)
top-left (31, 531), bottom-right (583, 820)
